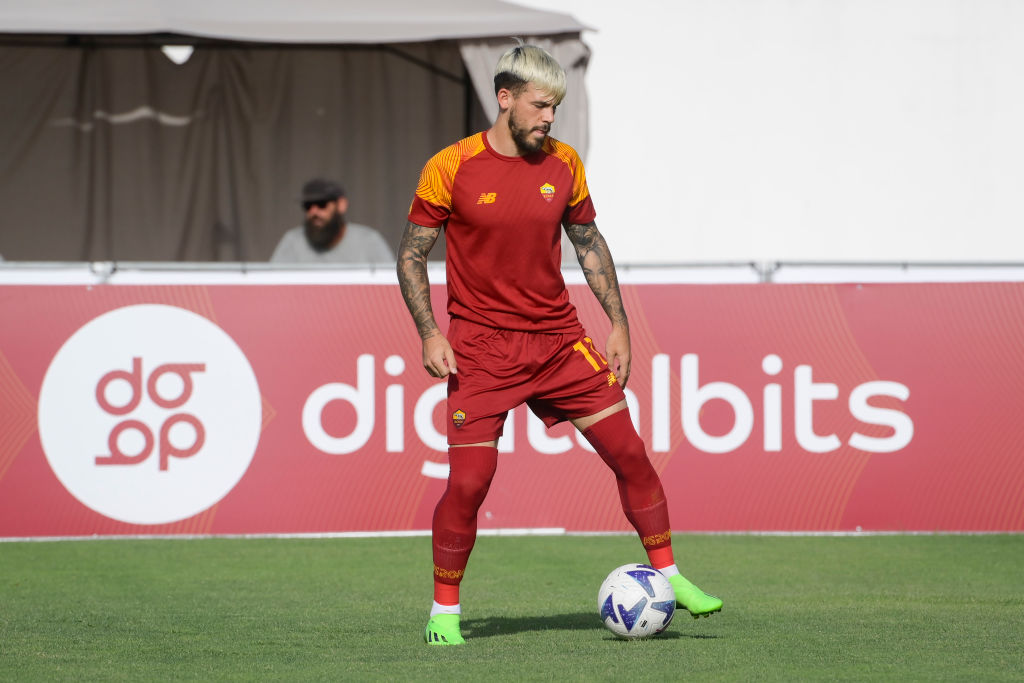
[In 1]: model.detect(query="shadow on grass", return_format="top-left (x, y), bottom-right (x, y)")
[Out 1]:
top-left (462, 612), bottom-right (720, 641)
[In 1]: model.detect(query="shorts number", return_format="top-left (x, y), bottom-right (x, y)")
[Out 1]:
top-left (572, 337), bottom-right (607, 372)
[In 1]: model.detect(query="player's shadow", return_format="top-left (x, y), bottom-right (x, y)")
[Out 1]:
top-left (462, 612), bottom-right (718, 641)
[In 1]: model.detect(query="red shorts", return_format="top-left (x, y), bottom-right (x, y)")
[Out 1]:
top-left (445, 318), bottom-right (626, 445)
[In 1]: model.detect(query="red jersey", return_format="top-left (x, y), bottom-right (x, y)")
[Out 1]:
top-left (408, 131), bottom-right (596, 333)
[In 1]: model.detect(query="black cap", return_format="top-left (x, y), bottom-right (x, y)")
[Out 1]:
top-left (300, 178), bottom-right (344, 203)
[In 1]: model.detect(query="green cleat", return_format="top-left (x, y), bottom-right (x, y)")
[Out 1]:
top-left (669, 574), bottom-right (723, 619)
top-left (424, 613), bottom-right (465, 645)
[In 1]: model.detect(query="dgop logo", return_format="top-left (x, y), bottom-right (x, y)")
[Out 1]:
top-left (39, 305), bottom-right (262, 525)
top-left (94, 357), bottom-right (206, 471)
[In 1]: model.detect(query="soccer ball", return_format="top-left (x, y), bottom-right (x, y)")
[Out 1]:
top-left (597, 563), bottom-right (676, 639)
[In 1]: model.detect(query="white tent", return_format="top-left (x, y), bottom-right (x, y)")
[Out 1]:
top-left (0, 0), bottom-right (591, 261)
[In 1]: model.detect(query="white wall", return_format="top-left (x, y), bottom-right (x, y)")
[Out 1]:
top-left (515, 0), bottom-right (1024, 264)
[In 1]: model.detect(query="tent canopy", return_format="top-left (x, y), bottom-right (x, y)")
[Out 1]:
top-left (0, 1), bottom-right (591, 262)
top-left (0, 0), bottom-right (588, 44)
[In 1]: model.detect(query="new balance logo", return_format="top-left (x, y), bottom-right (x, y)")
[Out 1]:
top-left (476, 192), bottom-right (497, 204)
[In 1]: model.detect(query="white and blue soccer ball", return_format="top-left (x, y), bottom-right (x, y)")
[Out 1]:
top-left (597, 563), bottom-right (676, 639)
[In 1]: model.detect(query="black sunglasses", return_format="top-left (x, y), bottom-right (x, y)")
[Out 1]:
top-left (303, 199), bottom-right (333, 211)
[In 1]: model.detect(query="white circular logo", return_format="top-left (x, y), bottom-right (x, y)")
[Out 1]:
top-left (38, 304), bottom-right (262, 525)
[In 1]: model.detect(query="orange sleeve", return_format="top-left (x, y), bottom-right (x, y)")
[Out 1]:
top-left (547, 139), bottom-right (591, 208)
top-left (414, 147), bottom-right (458, 211)
top-left (409, 134), bottom-right (486, 227)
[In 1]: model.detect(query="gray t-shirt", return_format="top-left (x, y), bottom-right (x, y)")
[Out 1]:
top-left (270, 223), bottom-right (394, 264)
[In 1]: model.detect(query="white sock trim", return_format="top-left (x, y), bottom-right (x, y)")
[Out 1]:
top-left (656, 563), bottom-right (680, 578)
top-left (430, 601), bottom-right (461, 617)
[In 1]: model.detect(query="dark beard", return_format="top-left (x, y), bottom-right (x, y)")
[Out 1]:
top-left (508, 109), bottom-right (548, 155)
top-left (304, 211), bottom-right (344, 252)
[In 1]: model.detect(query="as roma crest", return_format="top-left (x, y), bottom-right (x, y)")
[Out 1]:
top-left (539, 183), bottom-right (556, 203)
top-left (452, 409), bottom-right (467, 428)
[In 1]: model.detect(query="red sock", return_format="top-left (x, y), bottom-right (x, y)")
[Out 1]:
top-left (582, 410), bottom-right (675, 565)
top-left (431, 445), bottom-right (498, 604)
top-left (433, 582), bottom-right (460, 606)
top-left (646, 546), bottom-right (675, 570)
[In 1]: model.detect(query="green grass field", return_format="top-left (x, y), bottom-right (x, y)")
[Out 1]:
top-left (1, 534), bottom-right (1021, 681)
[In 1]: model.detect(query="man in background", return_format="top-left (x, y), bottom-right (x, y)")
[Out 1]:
top-left (271, 178), bottom-right (394, 263)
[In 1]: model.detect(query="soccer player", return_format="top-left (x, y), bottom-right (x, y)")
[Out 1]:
top-left (397, 43), bottom-right (722, 646)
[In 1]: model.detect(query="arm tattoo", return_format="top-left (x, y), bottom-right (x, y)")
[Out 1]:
top-left (396, 221), bottom-right (442, 339)
top-left (564, 221), bottom-right (629, 328)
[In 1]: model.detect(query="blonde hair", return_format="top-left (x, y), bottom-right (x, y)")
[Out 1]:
top-left (493, 42), bottom-right (566, 105)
